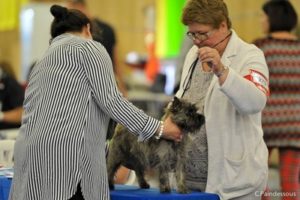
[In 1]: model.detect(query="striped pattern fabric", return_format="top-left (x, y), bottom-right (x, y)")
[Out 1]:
top-left (10, 33), bottom-right (160, 200)
top-left (254, 37), bottom-right (300, 148)
top-left (279, 148), bottom-right (300, 200)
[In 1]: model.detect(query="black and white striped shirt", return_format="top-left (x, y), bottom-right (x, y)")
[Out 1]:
top-left (10, 33), bottom-right (160, 200)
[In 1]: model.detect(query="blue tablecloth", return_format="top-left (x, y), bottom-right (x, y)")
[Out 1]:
top-left (0, 177), bottom-right (220, 200)
top-left (111, 185), bottom-right (220, 200)
top-left (0, 176), bottom-right (11, 200)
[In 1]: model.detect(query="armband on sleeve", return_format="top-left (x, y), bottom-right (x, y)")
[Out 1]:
top-left (244, 69), bottom-right (270, 96)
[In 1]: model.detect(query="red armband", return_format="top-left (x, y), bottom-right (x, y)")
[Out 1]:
top-left (244, 69), bottom-right (270, 96)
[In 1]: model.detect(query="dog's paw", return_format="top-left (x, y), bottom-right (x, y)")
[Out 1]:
top-left (159, 185), bottom-right (171, 193)
top-left (140, 182), bottom-right (150, 189)
top-left (177, 185), bottom-right (189, 194)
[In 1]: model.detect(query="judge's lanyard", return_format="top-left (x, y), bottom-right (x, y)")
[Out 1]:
top-left (181, 57), bottom-right (199, 98)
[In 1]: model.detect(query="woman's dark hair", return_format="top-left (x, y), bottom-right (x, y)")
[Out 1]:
top-left (263, 0), bottom-right (298, 32)
top-left (50, 4), bottom-right (91, 38)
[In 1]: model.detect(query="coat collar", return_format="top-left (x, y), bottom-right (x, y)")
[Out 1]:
top-left (221, 29), bottom-right (239, 67)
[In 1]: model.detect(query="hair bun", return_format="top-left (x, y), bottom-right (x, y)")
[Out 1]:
top-left (50, 5), bottom-right (68, 20)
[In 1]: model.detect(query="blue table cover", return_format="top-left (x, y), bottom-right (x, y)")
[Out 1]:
top-left (110, 185), bottom-right (220, 200)
top-left (0, 177), bottom-right (220, 200)
top-left (0, 176), bottom-right (11, 200)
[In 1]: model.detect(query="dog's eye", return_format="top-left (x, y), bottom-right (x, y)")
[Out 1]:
top-left (172, 105), bottom-right (180, 112)
top-left (186, 108), bottom-right (195, 115)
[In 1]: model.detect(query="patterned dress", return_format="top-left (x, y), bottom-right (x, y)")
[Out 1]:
top-left (254, 37), bottom-right (300, 148)
top-left (182, 60), bottom-right (214, 191)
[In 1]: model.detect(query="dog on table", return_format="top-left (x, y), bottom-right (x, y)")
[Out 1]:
top-left (107, 96), bottom-right (205, 193)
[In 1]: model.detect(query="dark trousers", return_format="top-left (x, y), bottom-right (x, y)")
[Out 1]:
top-left (69, 183), bottom-right (84, 200)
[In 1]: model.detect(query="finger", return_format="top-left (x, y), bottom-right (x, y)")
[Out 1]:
top-left (176, 134), bottom-right (183, 142)
top-left (201, 57), bottom-right (213, 64)
top-left (199, 52), bottom-right (215, 62)
top-left (179, 135), bottom-right (183, 140)
top-left (198, 46), bottom-right (212, 53)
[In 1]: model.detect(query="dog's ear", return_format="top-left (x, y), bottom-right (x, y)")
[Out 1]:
top-left (169, 96), bottom-right (182, 113)
top-left (171, 96), bottom-right (181, 109)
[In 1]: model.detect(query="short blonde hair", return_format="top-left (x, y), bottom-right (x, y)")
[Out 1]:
top-left (182, 0), bottom-right (231, 29)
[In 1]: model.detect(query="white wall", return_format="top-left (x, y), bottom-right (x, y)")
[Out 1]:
top-left (20, 3), bottom-right (55, 81)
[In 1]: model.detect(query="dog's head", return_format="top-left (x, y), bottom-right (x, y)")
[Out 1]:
top-left (168, 97), bottom-right (205, 133)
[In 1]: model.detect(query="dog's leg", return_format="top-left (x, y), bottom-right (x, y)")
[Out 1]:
top-left (175, 139), bottom-right (189, 194)
top-left (175, 164), bottom-right (188, 193)
top-left (107, 160), bottom-right (122, 190)
top-left (134, 165), bottom-right (150, 189)
top-left (107, 145), bottom-right (123, 190)
top-left (158, 166), bottom-right (171, 193)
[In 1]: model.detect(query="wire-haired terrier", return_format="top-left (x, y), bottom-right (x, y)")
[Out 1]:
top-left (107, 97), bottom-right (205, 193)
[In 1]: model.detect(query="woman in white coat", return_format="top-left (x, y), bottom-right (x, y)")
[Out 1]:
top-left (176, 0), bottom-right (269, 199)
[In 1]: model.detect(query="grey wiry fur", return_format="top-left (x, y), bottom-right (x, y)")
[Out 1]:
top-left (107, 97), bottom-right (205, 193)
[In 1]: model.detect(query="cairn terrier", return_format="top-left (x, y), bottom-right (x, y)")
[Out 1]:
top-left (107, 97), bottom-right (205, 193)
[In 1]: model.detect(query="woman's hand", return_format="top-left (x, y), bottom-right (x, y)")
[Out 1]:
top-left (198, 46), bottom-right (222, 72)
top-left (157, 116), bottom-right (183, 142)
top-left (198, 46), bottom-right (229, 82)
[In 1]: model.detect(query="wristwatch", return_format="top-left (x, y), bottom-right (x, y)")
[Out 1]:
top-left (215, 65), bottom-right (228, 77)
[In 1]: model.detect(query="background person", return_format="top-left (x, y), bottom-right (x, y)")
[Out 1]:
top-left (174, 0), bottom-right (269, 199)
top-left (66, 0), bottom-right (127, 95)
top-left (253, 0), bottom-right (300, 199)
top-left (0, 61), bottom-right (24, 130)
top-left (9, 5), bottom-right (182, 200)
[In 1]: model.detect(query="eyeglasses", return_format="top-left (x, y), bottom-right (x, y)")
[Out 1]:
top-left (186, 30), bottom-right (214, 41)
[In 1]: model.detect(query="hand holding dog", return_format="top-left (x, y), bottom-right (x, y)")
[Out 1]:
top-left (160, 116), bottom-right (183, 142)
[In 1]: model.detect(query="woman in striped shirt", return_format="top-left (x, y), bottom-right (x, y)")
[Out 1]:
top-left (9, 5), bottom-right (182, 200)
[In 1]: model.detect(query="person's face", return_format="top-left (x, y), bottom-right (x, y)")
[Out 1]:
top-left (187, 22), bottom-right (228, 48)
top-left (260, 11), bottom-right (270, 34)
